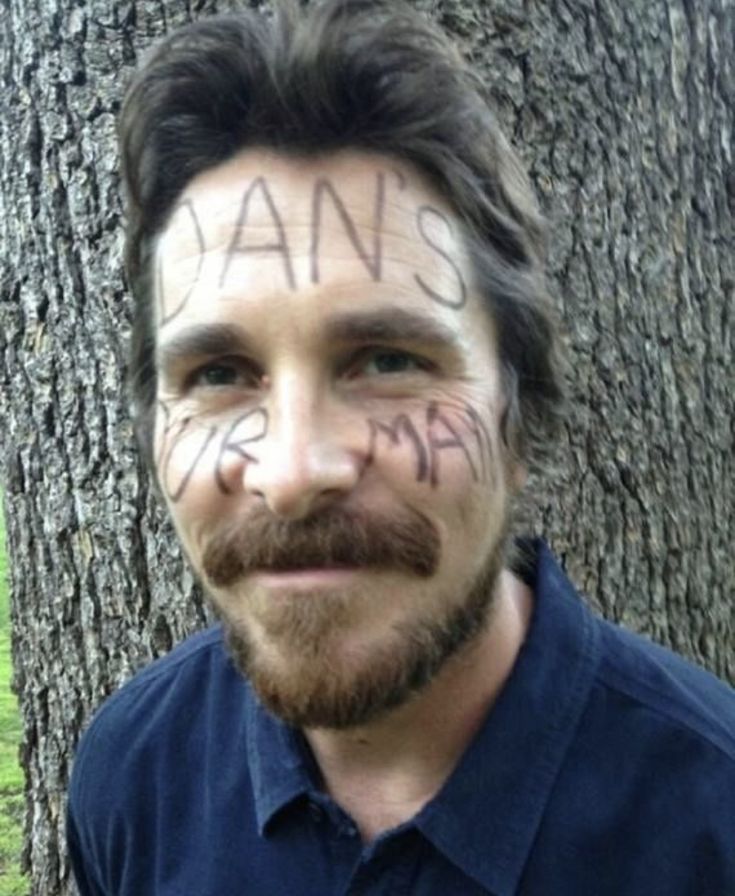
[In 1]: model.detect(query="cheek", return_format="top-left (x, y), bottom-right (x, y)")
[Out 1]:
top-left (434, 456), bottom-right (505, 549)
top-left (154, 410), bottom-right (224, 521)
top-left (368, 399), bottom-right (500, 496)
top-left (433, 448), bottom-right (510, 580)
top-left (155, 405), bottom-right (269, 511)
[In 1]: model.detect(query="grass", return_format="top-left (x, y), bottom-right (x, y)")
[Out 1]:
top-left (0, 505), bottom-right (28, 896)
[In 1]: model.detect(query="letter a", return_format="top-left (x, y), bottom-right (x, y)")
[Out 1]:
top-left (219, 177), bottom-right (296, 290)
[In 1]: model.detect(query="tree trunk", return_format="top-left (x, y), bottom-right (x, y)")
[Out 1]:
top-left (0, 0), bottom-right (732, 893)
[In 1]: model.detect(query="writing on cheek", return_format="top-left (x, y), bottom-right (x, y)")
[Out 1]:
top-left (426, 402), bottom-right (477, 487)
top-left (459, 403), bottom-right (494, 485)
top-left (157, 403), bottom-right (269, 502)
top-left (156, 400), bottom-right (174, 472)
top-left (158, 402), bottom-right (219, 503)
top-left (414, 206), bottom-right (468, 310)
top-left (367, 414), bottom-right (429, 483)
top-left (366, 401), bottom-right (495, 487)
top-left (214, 408), bottom-right (269, 495)
top-left (220, 176), bottom-right (296, 291)
top-left (158, 199), bottom-right (207, 325)
top-left (310, 172), bottom-right (386, 284)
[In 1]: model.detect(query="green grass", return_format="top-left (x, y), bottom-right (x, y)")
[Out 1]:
top-left (0, 505), bottom-right (28, 896)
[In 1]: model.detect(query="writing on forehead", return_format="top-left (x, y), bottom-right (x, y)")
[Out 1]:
top-left (158, 170), bottom-right (468, 324)
top-left (414, 207), bottom-right (467, 310)
top-left (158, 199), bottom-right (206, 326)
top-left (219, 177), bottom-right (296, 291)
top-left (310, 173), bottom-right (386, 284)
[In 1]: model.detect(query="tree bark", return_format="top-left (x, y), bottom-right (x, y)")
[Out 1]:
top-left (0, 0), bottom-right (732, 893)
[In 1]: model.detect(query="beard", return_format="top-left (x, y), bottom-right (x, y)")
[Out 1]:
top-left (201, 505), bottom-right (508, 730)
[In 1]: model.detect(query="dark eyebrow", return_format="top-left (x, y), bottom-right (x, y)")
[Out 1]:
top-left (156, 309), bottom-right (460, 374)
top-left (157, 323), bottom-right (254, 372)
top-left (325, 309), bottom-right (460, 350)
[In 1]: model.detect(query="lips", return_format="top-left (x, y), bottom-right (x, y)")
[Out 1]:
top-left (250, 566), bottom-right (363, 588)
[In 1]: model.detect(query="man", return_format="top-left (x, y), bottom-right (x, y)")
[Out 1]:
top-left (67, 1), bottom-right (735, 894)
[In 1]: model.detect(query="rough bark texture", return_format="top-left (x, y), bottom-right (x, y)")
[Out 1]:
top-left (0, 0), bottom-right (732, 893)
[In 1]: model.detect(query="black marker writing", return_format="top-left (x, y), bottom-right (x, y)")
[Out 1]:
top-left (367, 414), bottom-right (429, 482)
top-left (414, 205), bottom-right (467, 310)
top-left (156, 401), bottom-right (175, 473)
top-left (158, 403), bottom-right (269, 501)
top-left (160, 414), bottom-right (219, 504)
top-left (426, 402), bottom-right (477, 487)
top-left (311, 173), bottom-right (386, 283)
top-left (159, 199), bottom-right (207, 326)
top-left (366, 401), bottom-right (494, 488)
top-left (214, 408), bottom-right (269, 495)
top-left (392, 168), bottom-right (407, 191)
top-left (220, 177), bottom-right (295, 290)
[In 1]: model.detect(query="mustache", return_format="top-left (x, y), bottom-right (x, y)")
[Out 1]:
top-left (201, 506), bottom-right (440, 587)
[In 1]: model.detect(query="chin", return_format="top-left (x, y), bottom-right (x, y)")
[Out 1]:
top-left (221, 562), bottom-right (501, 729)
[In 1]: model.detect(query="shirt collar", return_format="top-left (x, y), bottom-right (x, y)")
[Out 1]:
top-left (246, 695), bottom-right (316, 835)
top-left (415, 539), bottom-right (601, 895)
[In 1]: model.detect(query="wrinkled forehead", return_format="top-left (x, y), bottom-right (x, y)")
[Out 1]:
top-left (160, 148), bottom-right (454, 251)
top-left (159, 149), bottom-right (470, 277)
top-left (152, 148), bottom-right (497, 355)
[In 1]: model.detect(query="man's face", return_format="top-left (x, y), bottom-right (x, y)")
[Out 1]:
top-left (154, 148), bottom-right (516, 728)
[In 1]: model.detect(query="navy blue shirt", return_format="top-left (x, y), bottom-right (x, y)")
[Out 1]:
top-left (68, 542), bottom-right (735, 895)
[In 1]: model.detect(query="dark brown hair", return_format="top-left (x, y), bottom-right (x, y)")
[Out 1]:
top-left (119, 0), bottom-right (565, 476)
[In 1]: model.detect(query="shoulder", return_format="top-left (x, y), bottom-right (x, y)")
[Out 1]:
top-left (593, 616), bottom-right (735, 762)
top-left (69, 626), bottom-right (247, 812)
top-left (535, 577), bottom-right (735, 888)
top-left (562, 612), bottom-right (735, 858)
top-left (527, 610), bottom-right (735, 893)
top-left (529, 538), bottom-right (735, 761)
top-left (66, 628), bottom-right (266, 892)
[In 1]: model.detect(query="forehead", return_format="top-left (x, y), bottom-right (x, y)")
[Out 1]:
top-left (154, 148), bottom-right (492, 350)
top-left (160, 148), bottom-right (453, 255)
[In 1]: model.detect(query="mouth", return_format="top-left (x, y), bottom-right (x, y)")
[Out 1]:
top-left (250, 566), bottom-right (363, 589)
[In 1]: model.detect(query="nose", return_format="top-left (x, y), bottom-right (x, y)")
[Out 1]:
top-left (241, 383), bottom-right (363, 519)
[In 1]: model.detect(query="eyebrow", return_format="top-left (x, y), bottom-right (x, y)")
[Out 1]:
top-left (156, 308), bottom-right (460, 373)
top-left (325, 309), bottom-right (460, 350)
top-left (157, 322), bottom-right (254, 373)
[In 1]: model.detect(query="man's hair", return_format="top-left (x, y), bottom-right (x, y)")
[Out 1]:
top-left (120, 0), bottom-right (565, 477)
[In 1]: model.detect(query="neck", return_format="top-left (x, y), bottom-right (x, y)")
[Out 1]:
top-left (304, 568), bottom-right (533, 842)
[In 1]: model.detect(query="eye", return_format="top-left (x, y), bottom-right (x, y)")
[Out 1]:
top-left (348, 348), bottom-right (432, 379)
top-left (187, 357), bottom-right (261, 390)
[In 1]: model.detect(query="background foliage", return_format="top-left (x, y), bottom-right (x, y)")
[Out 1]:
top-left (0, 506), bottom-right (27, 896)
